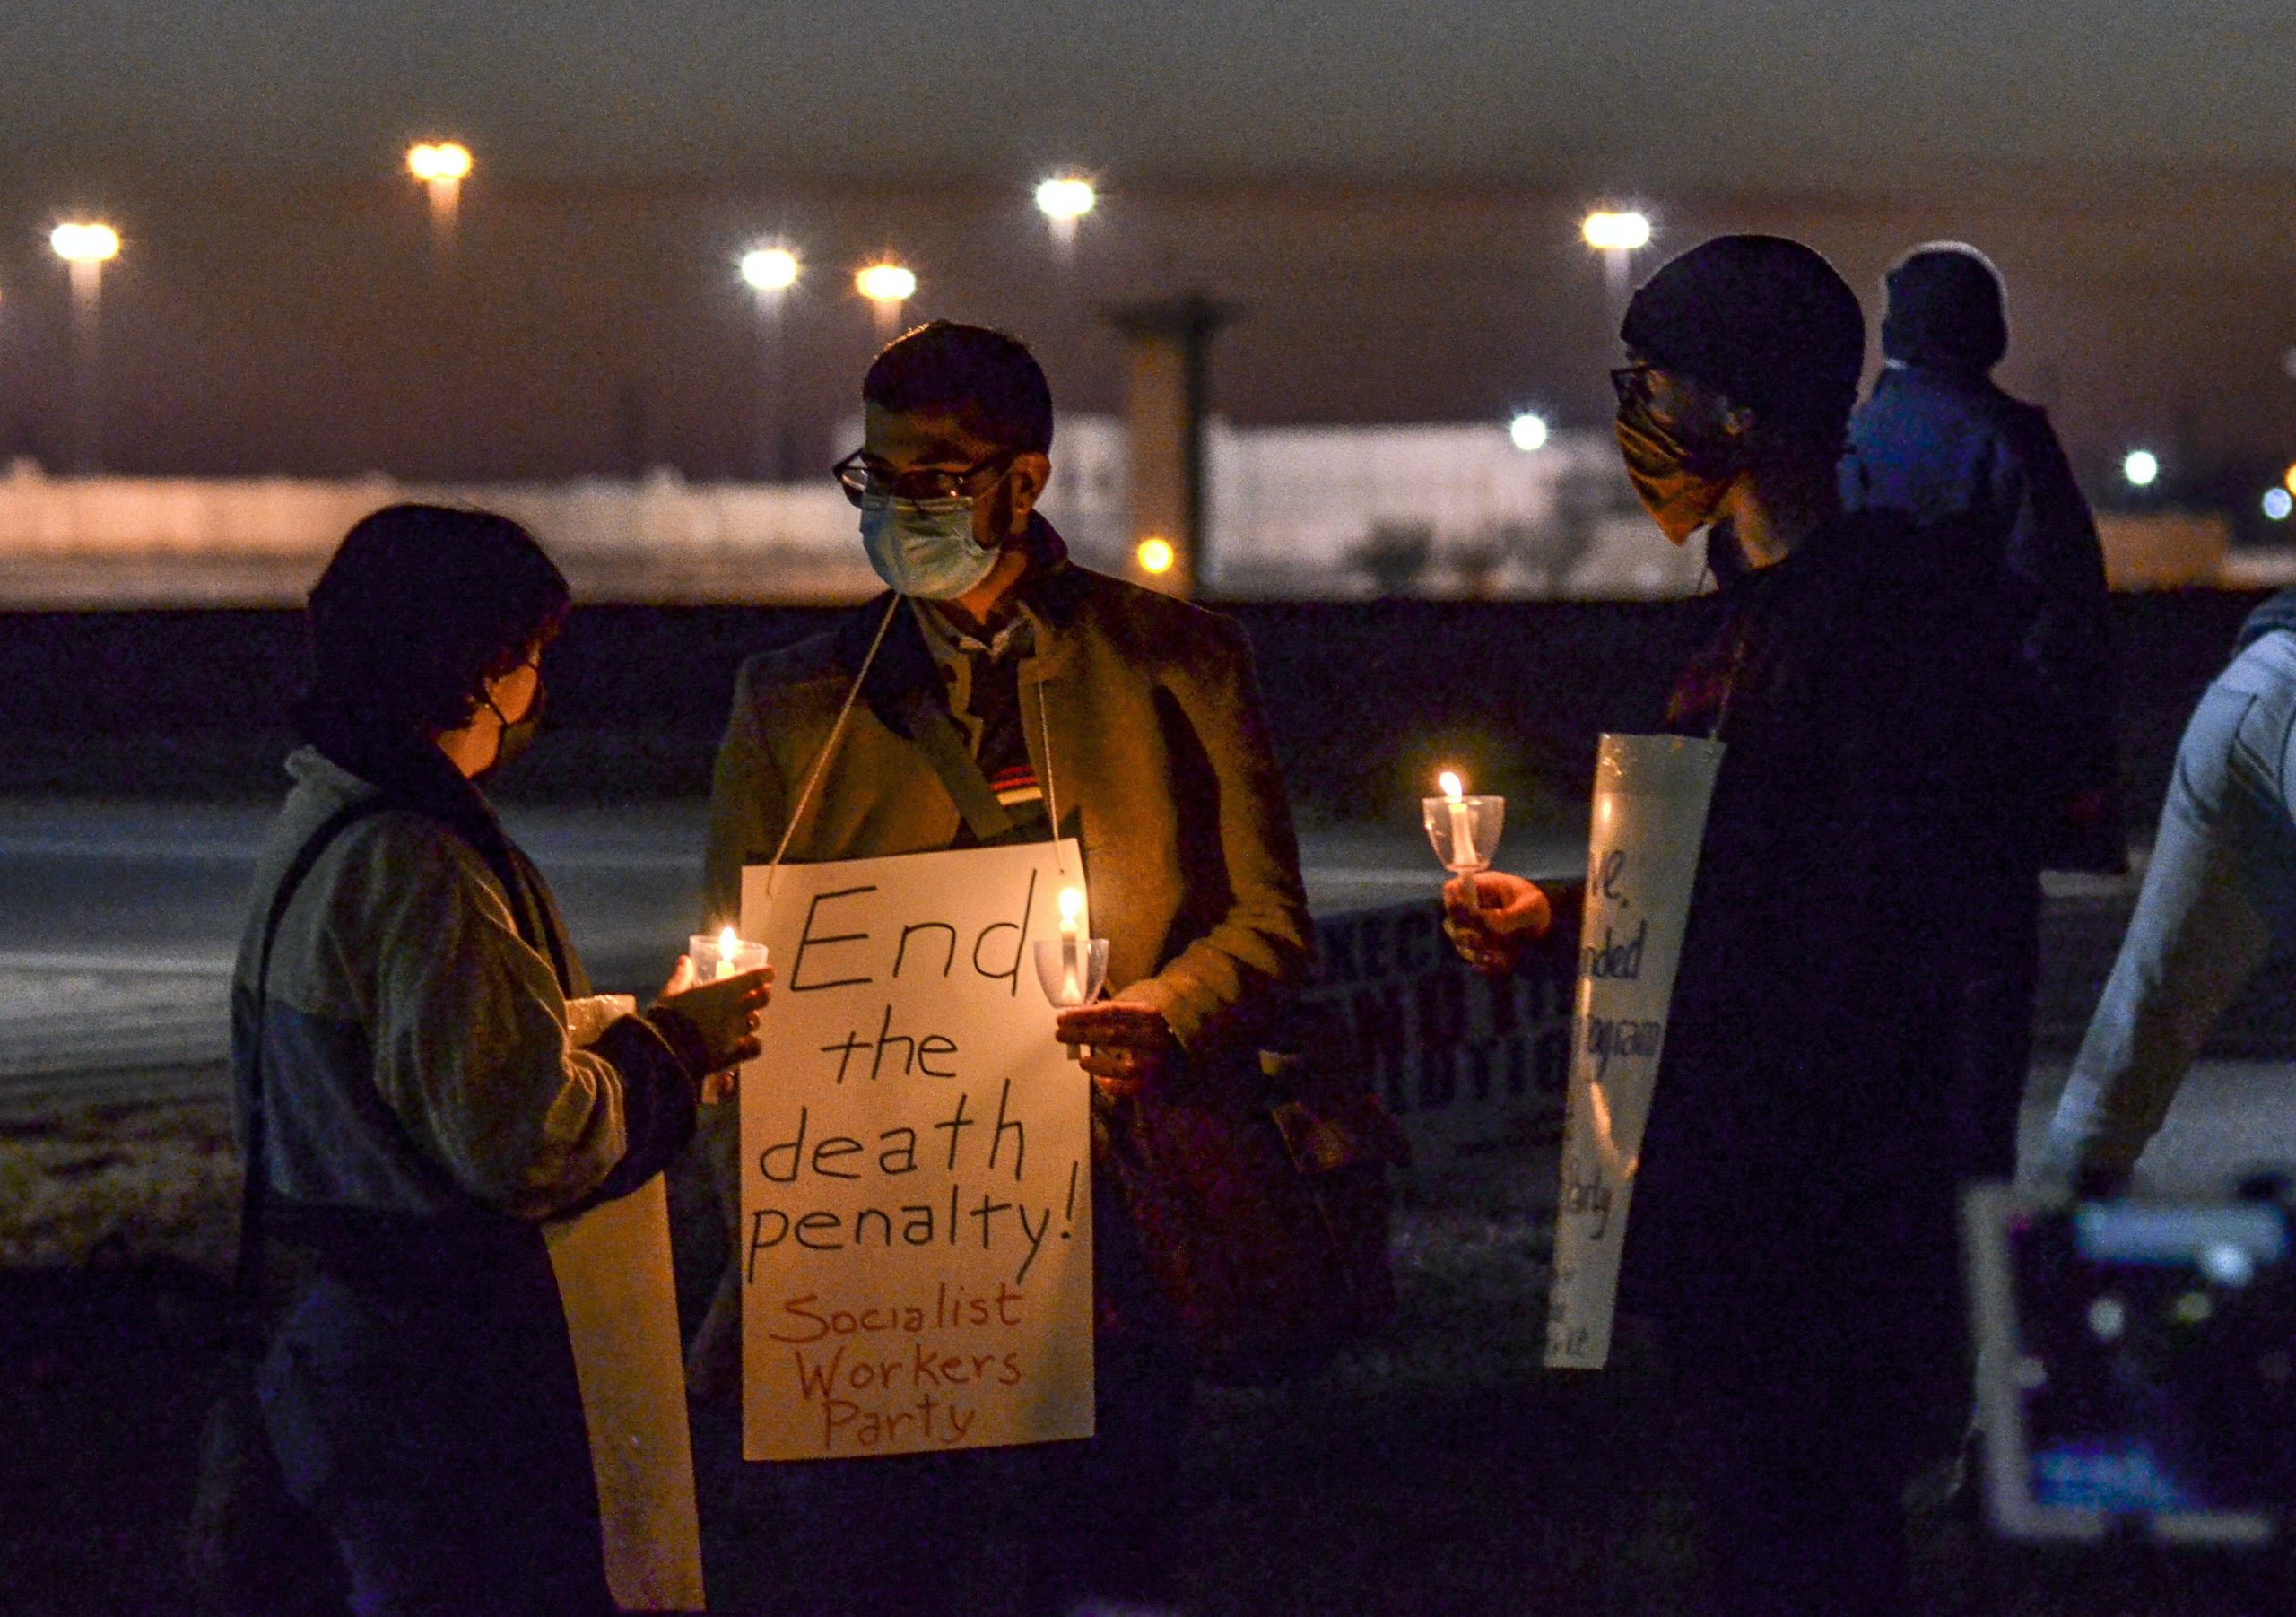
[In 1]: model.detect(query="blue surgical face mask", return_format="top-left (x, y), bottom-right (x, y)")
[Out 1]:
top-left (859, 497), bottom-right (1003, 600)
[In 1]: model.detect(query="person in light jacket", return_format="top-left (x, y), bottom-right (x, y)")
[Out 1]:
top-left (238, 504), bottom-right (768, 1616)
top-left (2047, 587), bottom-right (2296, 1187)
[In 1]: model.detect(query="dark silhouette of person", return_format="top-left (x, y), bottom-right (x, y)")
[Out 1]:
top-left (1843, 243), bottom-right (2121, 1188)
top-left (1453, 235), bottom-right (2034, 1616)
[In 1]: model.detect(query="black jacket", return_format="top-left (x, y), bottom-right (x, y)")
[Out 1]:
top-left (1625, 511), bottom-right (2036, 1323)
top-left (1842, 363), bottom-right (2120, 870)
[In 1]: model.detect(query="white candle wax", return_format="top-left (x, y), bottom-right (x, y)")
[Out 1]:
top-left (1057, 888), bottom-right (1084, 1005)
top-left (1448, 796), bottom-right (1478, 870)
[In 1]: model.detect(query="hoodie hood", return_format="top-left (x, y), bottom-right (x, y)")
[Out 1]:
top-left (2237, 587), bottom-right (2296, 653)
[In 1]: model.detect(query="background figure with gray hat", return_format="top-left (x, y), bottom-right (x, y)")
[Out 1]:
top-left (1841, 240), bottom-right (2120, 1193)
top-left (1846, 244), bottom-right (2118, 830)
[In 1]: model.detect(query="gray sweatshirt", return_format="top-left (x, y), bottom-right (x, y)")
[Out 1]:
top-left (233, 747), bottom-right (702, 1222)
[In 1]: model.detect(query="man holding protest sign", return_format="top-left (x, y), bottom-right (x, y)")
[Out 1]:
top-left (1448, 238), bottom-right (2033, 1615)
top-left (689, 321), bottom-right (1312, 1614)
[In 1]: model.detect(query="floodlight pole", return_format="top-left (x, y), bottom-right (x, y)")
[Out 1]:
top-left (1107, 291), bottom-right (1238, 599)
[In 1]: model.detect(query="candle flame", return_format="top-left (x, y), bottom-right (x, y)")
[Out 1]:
top-left (1439, 769), bottom-right (1465, 802)
top-left (718, 926), bottom-right (739, 956)
top-left (1058, 887), bottom-right (1084, 925)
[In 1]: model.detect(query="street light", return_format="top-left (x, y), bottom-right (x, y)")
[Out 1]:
top-left (2264, 488), bottom-right (2292, 522)
top-left (1583, 209), bottom-right (1652, 305)
top-left (1135, 535), bottom-right (1177, 577)
top-left (857, 260), bottom-right (916, 333)
top-left (406, 141), bottom-right (472, 183)
top-left (1035, 175), bottom-right (1096, 251)
top-left (407, 141), bottom-right (472, 258)
top-left (740, 247), bottom-right (802, 480)
top-left (2123, 449), bottom-right (2161, 489)
top-left (741, 247), bottom-right (800, 295)
top-left (1581, 211), bottom-right (1651, 252)
top-left (1509, 412), bottom-right (1551, 452)
top-left (50, 222), bottom-right (120, 265)
top-left (50, 222), bottom-right (121, 474)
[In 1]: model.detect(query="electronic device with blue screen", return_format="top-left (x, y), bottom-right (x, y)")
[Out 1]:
top-left (1963, 1184), bottom-right (2296, 1545)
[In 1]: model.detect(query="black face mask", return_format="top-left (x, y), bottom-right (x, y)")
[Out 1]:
top-left (1614, 393), bottom-right (1741, 546)
top-left (482, 680), bottom-right (545, 776)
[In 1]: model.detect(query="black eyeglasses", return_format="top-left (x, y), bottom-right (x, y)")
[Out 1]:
top-left (831, 449), bottom-right (1018, 509)
top-left (1610, 363), bottom-right (1660, 409)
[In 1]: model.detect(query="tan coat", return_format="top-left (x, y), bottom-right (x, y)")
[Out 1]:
top-left (701, 561), bottom-right (1311, 1051)
top-left (685, 555), bottom-right (1312, 1393)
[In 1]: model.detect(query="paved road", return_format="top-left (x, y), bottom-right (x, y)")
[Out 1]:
top-left (0, 798), bottom-right (1570, 1105)
top-left (5, 800), bottom-right (2289, 1194)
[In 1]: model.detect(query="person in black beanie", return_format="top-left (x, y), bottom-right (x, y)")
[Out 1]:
top-left (1448, 236), bottom-right (2036, 1616)
top-left (1845, 242), bottom-right (2120, 1194)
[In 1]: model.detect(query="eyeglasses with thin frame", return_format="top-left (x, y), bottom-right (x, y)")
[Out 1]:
top-left (832, 448), bottom-right (1018, 509)
top-left (1610, 363), bottom-right (1660, 410)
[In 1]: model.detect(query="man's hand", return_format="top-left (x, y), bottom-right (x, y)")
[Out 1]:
top-left (1054, 1002), bottom-right (1176, 1098)
top-left (1443, 872), bottom-right (1552, 976)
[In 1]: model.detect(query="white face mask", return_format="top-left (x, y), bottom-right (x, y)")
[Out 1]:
top-left (858, 497), bottom-right (1003, 600)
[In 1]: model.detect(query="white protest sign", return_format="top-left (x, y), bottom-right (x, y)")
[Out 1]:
top-left (546, 994), bottom-right (704, 1611)
top-left (1544, 734), bottom-right (1722, 1369)
top-left (739, 841), bottom-right (1096, 1462)
top-left (544, 1176), bottom-right (705, 1611)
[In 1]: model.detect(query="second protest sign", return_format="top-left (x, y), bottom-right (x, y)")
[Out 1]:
top-left (1544, 733), bottom-right (1721, 1370)
top-left (739, 841), bottom-right (1096, 1462)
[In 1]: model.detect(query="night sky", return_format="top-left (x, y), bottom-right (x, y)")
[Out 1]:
top-left (2, 5), bottom-right (2294, 483)
top-left (6, 1), bottom-right (2292, 189)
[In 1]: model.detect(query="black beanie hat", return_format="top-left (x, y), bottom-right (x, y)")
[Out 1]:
top-left (1880, 243), bottom-right (2008, 374)
top-left (1620, 234), bottom-right (1865, 446)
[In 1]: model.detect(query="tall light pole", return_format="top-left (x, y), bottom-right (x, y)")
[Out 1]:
top-left (407, 141), bottom-right (473, 261)
top-left (1034, 174), bottom-right (1097, 256)
top-left (856, 260), bottom-right (916, 336)
top-left (1108, 291), bottom-right (1237, 599)
top-left (740, 246), bottom-right (801, 480)
top-left (1581, 209), bottom-right (1652, 305)
top-left (50, 222), bottom-right (120, 474)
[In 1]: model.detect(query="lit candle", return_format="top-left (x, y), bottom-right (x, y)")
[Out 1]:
top-left (715, 925), bottom-right (740, 981)
top-left (1440, 770), bottom-right (1478, 871)
top-left (1057, 887), bottom-right (1084, 1005)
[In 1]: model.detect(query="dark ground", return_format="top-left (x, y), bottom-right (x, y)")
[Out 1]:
top-left (4, 1133), bottom-right (2289, 1617)
top-left (1, 590), bottom-right (2286, 1613)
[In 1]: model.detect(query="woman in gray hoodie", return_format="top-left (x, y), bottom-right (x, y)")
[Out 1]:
top-left (234, 504), bottom-right (767, 1614)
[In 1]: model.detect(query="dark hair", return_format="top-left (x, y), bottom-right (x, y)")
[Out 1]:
top-left (1621, 234), bottom-right (1866, 453)
top-left (303, 503), bottom-right (570, 739)
top-left (862, 321), bottom-right (1054, 454)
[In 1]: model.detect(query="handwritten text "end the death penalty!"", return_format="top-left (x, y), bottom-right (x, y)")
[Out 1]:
top-left (746, 1083), bottom-right (1082, 1288)
top-left (741, 841), bottom-right (1098, 1461)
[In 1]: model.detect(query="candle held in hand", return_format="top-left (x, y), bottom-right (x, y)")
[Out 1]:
top-left (690, 927), bottom-right (769, 988)
top-left (1423, 769), bottom-right (1509, 917)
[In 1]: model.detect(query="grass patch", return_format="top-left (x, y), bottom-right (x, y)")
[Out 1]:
top-left (0, 1089), bottom-right (239, 1273)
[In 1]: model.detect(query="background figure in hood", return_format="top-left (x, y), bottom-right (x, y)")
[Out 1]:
top-left (1844, 242), bottom-right (2120, 871)
top-left (1840, 243), bottom-right (2121, 1198)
